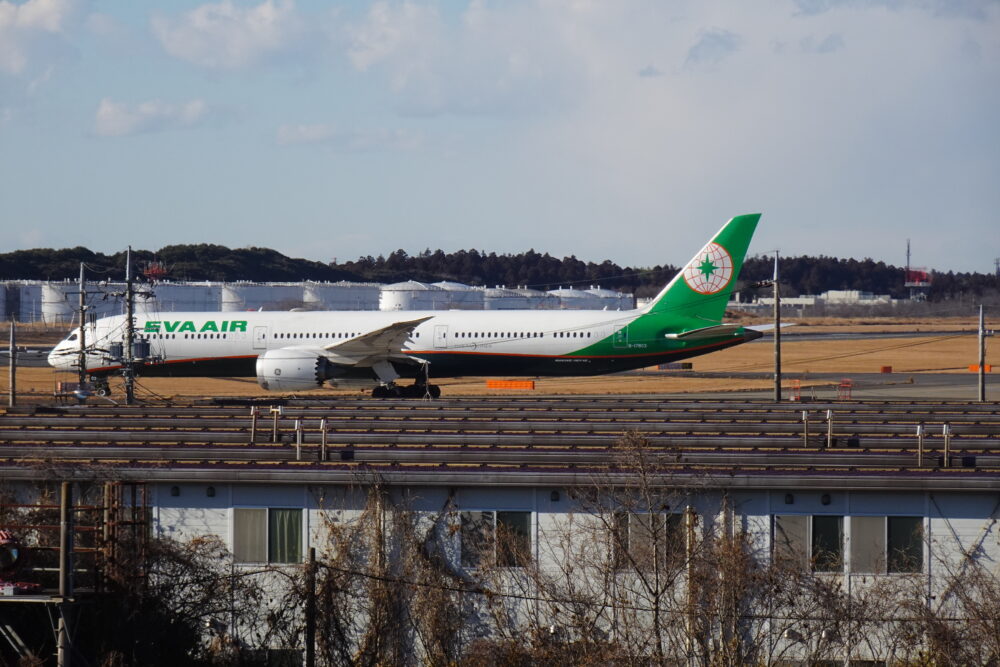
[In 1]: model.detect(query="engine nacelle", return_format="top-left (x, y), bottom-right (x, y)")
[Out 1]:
top-left (256, 348), bottom-right (331, 391)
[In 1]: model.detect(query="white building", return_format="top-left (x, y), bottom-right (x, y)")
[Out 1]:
top-left (1, 397), bottom-right (997, 664)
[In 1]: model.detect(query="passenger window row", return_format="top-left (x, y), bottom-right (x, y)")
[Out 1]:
top-left (452, 331), bottom-right (592, 339)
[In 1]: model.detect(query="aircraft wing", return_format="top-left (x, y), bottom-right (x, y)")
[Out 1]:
top-left (322, 316), bottom-right (433, 360)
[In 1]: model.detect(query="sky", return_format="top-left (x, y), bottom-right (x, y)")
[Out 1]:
top-left (0, 0), bottom-right (998, 274)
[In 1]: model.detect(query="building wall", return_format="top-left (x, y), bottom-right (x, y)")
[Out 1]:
top-left (149, 482), bottom-right (1000, 580)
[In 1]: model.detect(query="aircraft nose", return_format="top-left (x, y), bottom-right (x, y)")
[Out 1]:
top-left (47, 346), bottom-right (67, 369)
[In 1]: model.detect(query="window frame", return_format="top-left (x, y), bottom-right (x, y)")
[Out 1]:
top-left (773, 514), bottom-right (844, 573)
top-left (886, 516), bottom-right (924, 574)
top-left (849, 515), bottom-right (925, 574)
top-left (232, 506), bottom-right (305, 565)
top-left (458, 509), bottom-right (533, 569)
top-left (611, 511), bottom-right (686, 571)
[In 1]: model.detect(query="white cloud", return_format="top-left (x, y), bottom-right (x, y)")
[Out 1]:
top-left (276, 122), bottom-right (421, 151)
top-left (792, 0), bottom-right (995, 20)
top-left (341, 1), bottom-right (585, 115)
top-left (276, 122), bottom-right (336, 145)
top-left (0, 0), bottom-right (77, 75)
top-left (151, 0), bottom-right (301, 69)
top-left (93, 98), bottom-right (212, 137)
top-left (800, 33), bottom-right (845, 53)
top-left (685, 28), bottom-right (742, 67)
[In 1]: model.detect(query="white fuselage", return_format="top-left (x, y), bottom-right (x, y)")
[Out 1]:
top-left (48, 308), bottom-right (649, 383)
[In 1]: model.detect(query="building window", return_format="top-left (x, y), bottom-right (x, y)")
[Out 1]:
top-left (233, 508), bottom-right (302, 564)
top-left (460, 510), bottom-right (531, 568)
top-left (887, 516), bottom-right (923, 573)
top-left (612, 511), bottom-right (684, 569)
top-left (773, 515), bottom-right (843, 572)
top-left (812, 515), bottom-right (843, 572)
top-left (850, 516), bottom-right (923, 574)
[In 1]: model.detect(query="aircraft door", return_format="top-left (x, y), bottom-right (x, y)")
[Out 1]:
top-left (613, 325), bottom-right (628, 349)
top-left (253, 326), bottom-right (268, 350)
top-left (434, 325), bottom-right (449, 349)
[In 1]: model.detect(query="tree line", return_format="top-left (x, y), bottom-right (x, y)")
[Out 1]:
top-left (1, 244), bottom-right (996, 301)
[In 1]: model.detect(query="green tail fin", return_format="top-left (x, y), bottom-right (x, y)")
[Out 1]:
top-left (642, 213), bottom-right (761, 322)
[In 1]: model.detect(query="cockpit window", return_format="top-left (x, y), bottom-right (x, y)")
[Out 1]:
top-left (67, 333), bottom-right (78, 342)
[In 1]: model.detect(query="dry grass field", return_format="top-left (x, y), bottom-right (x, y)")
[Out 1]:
top-left (4, 316), bottom-right (992, 401)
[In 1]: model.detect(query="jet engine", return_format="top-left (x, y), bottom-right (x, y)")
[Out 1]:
top-left (256, 348), bottom-right (334, 391)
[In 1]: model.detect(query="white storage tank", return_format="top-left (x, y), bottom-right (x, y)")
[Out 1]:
top-left (510, 287), bottom-right (559, 310)
top-left (222, 283), bottom-right (303, 312)
top-left (149, 282), bottom-right (223, 312)
top-left (431, 282), bottom-right (485, 310)
top-left (41, 281), bottom-right (124, 323)
top-left (17, 283), bottom-right (43, 322)
top-left (304, 282), bottom-right (381, 311)
top-left (547, 287), bottom-right (604, 310)
top-left (380, 281), bottom-right (448, 311)
top-left (483, 286), bottom-right (530, 310)
top-left (585, 286), bottom-right (633, 310)
top-left (41, 282), bottom-right (76, 324)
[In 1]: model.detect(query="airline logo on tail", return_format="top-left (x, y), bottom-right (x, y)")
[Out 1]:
top-left (682, 242), bottom-right (733, 295)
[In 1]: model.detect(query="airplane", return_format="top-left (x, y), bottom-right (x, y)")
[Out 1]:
top-left (48, 213), bottom-right (763, 398)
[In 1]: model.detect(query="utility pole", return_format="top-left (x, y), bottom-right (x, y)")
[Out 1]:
top-left (305, 547), bottom-right (316, 667)
top-left (123, 247), bottom-right (136, 405)
top-left (77, 263), bottom-right (88, 389)
top-left (773, 251), bottom-right (782, 403)
top-left (7, 321), bottom-right (15, 408)
top-left (979, 305), bottom-right (986, 403)
top-left (57, 481), bottom-right (74, 667)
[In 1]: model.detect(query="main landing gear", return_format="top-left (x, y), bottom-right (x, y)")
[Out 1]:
top-left (92, 376), bottom-right (111, 397)
top-left (370, 361), bottom-right (439, 399)
top-left (371, 383), bottom-right (441, 399)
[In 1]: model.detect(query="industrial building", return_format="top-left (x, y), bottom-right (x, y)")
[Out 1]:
top-left (0, 397), bottom-right (996, 664)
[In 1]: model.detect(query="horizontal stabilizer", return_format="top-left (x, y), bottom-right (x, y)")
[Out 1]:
top-left (746, 323), bottom-right (797, 333)
top-left (664, 323), bottom-right (746, 341)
